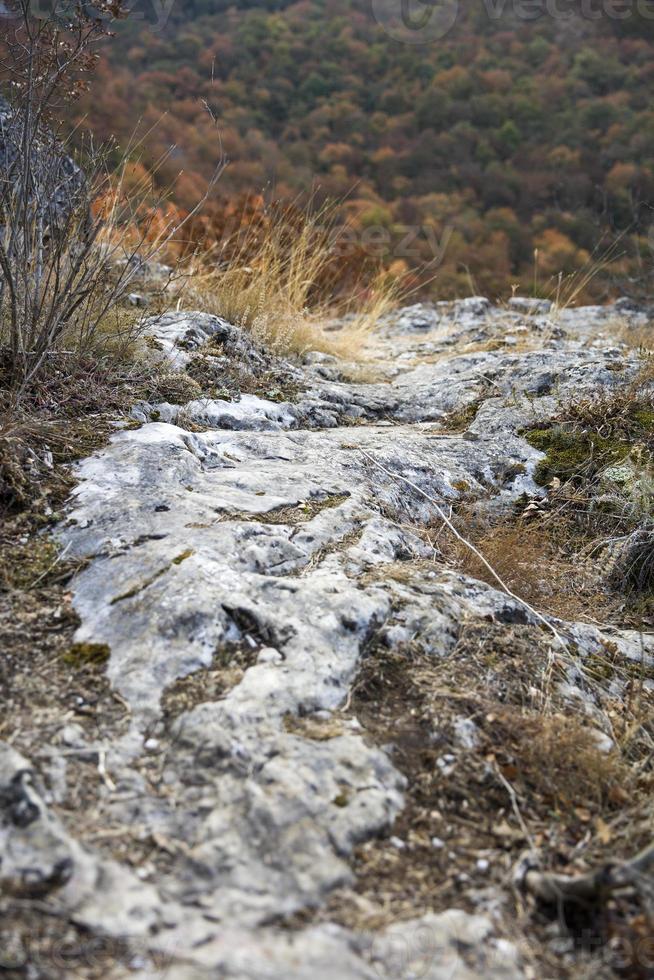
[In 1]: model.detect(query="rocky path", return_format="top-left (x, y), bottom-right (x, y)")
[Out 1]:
top-left (2, 299), bottom-right (653, 979)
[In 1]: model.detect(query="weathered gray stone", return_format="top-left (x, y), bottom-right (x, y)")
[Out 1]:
top-left (507, 297), bottom-right (553, 315)
top-left (11, 299), bottom-right (651, 977)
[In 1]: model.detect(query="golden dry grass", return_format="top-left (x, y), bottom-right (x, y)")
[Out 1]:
top-left (175, 207), bottom-right (401, 360)
top-left (616, 320), bottom-right (654, 355)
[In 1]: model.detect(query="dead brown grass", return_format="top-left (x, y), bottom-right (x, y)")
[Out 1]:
top-left (443, 518), bottom-right (607, 623)
top-left (288, 614), bottom-right (653, 977)
top-left (617, 322), bottom-right (654, 355)
top-left (176, 206), bottom-right (401, 360)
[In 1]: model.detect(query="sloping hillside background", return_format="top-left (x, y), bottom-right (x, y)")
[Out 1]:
top-left (78, 0), bottom-right (654, 300)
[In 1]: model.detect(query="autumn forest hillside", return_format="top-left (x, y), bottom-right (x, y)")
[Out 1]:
top-left (81, 0), bottom-right (654, 301)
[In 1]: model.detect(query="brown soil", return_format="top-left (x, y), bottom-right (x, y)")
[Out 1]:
top-left (282, 613), bottom-right (654, 979)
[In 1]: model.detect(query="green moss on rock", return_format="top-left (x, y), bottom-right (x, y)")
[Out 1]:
top-left (525, 426), bottom-right (630, 486)
top-left (443, 400), bottom-right (481, 433)
top-left (633, 409), bottom-right (654, 431)
top-left (171, 549), bottom-right (194, 565)
top-left (62, 642), bottom-right (111, 667)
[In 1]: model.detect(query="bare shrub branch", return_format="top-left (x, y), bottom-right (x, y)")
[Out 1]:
top-left (0, 0), bottom-right (225, 390)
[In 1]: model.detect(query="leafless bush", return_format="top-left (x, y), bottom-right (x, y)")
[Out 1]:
top-left (0, 0), bottom-right (223, 391)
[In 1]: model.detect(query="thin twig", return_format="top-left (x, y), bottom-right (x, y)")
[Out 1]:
top-left (520, 841), bottom-right (654, 906)
top-left (496, 766), bottom-right (535, 850)
top-left (97, 749), bottom-right (116, 792)
top-left (358, 450), bottom-right (568, 650)
top-left (27, 540), bottom-right (71, 588)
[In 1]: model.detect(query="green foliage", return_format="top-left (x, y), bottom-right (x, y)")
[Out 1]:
top-left (525, 427), bottom-right (630, 486)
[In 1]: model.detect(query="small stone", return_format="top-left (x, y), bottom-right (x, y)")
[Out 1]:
top-left (431, 836), bottom-right (445, 849)
top-left (144, 738), bottom-right (160, 752)
top-left (257, 647), bottom-right (283, 664)
top-left (453, 716), bottom-right (480, 750)
top-left (389, 836), bottom-right (406, 849)
top-left (313, 709), bottom-right (332, 721)
top-left (59, 723), bottom-right (86, 747)
top-left (304, 351), bottom-right (338, 365)
top-left (589, 729), bottom-right (614, 754)
top-left (507, 297), bottom-right (552, 315)
top-left (476, 858), bottom-right (490, 872)
top-left (128, 293), bottom-right (148, 308)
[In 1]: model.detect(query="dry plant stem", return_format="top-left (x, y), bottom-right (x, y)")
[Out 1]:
top-left (0, 0), bottom-right (226, 388)
top-left (495, 766), bottom-right (535, 850)
top-left (27, 541), bottom-right (71, 589)
top-left (522, 841), bottom-right (654, 906)
top-left (358, 450), bottom-right (568, 651)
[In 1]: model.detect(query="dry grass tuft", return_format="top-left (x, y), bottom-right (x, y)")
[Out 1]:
top-left (444, 520), bottom-right (598, 622)
top-left (607, 522), bottom-right (654, 596)
top-left (294, 615), bottom-right (652, 974)
top-left (0, 415), bottom-right (80, 515)
top-left (558, 383), bottom-right (654, 439)
top-left (488, 709), bottom-right (625, 809)
top-left (617, 322), bottom-right (654, 355)
top-left (176, 205), bottom-right (401, 360)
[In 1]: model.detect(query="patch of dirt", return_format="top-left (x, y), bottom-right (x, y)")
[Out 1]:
top-left (283, 618), bottom-right (653, 978)
top-left (0, 557), bottom-right (160, 944)
top-left (0, 905), bottom-right (139, 980)
top-left (0, 578), bottom-right (130, 795)
top-left (161, 640), bottom-right (262, 722)
top-left (217, 492), bottom-right (351, 526)
top-left (0, 580), bottom-right (128, 750)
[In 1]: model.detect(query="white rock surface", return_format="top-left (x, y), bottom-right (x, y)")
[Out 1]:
top-left (6, 299), bottom-right (652, 978)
